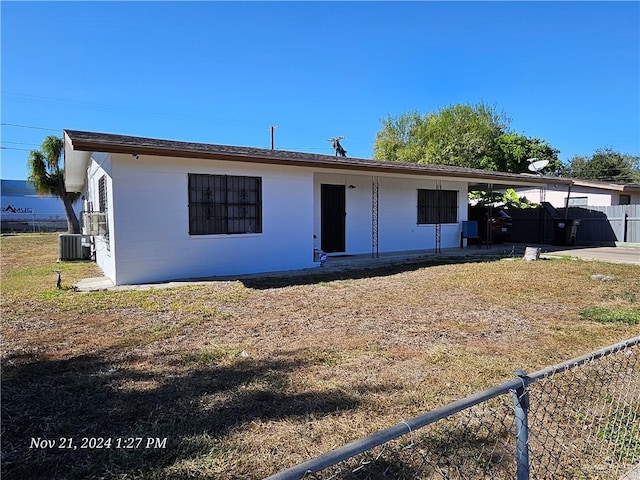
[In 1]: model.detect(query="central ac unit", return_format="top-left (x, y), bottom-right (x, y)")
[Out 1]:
top-left (58, 234), bottom-right (85, 261)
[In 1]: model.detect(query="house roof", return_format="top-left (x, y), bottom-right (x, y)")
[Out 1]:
top-left (569, 178), bottom-right (640, 193)
top-left (63, 129), bottom-right (573, 192)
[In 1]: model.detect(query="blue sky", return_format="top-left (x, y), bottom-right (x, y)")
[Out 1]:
top-left (1, 1), bottom-right (639, 180)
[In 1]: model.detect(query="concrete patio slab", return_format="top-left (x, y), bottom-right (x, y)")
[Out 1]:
top-left (72, 243), bottom-right (639, 292)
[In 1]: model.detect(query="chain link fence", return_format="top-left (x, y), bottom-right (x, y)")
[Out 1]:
top-left (1, 218), bottom-right (69, 233)
top-left (266, 337), bottom-right (640, 480)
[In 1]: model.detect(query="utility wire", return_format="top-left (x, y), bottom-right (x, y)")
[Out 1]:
top-left (2, 141), bottom-right (41, 147)
top-left (2, 123), bottom-right (60, 132)
top-left (3, 91), bottom-right (274, 129)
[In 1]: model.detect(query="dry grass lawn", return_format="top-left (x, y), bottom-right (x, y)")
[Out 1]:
top-left (1, 233), bottom-right (639, 479)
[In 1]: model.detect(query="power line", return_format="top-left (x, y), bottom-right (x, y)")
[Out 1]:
top-left (1, 123), bottom-right (60, 132)
top-left (3, 91), bottom-right (275, 129)
top-left (2, 141), bottom-right (40, 147)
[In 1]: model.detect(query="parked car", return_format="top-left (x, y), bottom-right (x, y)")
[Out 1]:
top-left (468, 206), bottom-right (513, 243)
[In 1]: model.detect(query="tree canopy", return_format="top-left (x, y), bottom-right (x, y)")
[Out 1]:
top-left (484, 133), bottom-right (563, 175)
top-left (27, 135), bottom-right (82, 233)
top-left (373, 102), bottom-right (561, 175)
top-left (469, 188), bottom-right (538, 209)
top-left (564, 148), bottom-right (640, 184)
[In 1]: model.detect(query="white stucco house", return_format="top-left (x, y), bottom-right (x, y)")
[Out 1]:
top-left (63, 130), bottom-right (572, 285)
top-left (513, 179), bottom-right (640, 208)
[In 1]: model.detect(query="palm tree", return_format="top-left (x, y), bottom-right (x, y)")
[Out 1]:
top-left (27, 135), bottom-right (81, 233)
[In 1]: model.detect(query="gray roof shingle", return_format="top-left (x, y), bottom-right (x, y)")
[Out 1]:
top-left (63, 129), bottom-right (572, 186)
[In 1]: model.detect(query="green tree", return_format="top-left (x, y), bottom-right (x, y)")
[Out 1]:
top-left (373, 111), bottom-right (427, 164)
top-left (373, 101), bottom-right (510, 168)
top-left (565, 148), bottom-right (640, 183)
top-left (469, 188), bottom-right (538, 209)
top-left (485, 133), bottom-right (563, 174)
top-left (28, 135), bottom-right (81, 233)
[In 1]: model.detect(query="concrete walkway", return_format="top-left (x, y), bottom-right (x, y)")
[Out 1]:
top-left (73, 243), bottom-right (639, 293)
top-left (73, 244), bottom-right (517, 292)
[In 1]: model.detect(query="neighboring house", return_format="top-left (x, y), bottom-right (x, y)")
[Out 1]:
top-left (513, 179), bottom-right (640, 208)
top-left (0, 179), bottom-right (79, 232)
top-left (63, 130), bottom-right (571, 285)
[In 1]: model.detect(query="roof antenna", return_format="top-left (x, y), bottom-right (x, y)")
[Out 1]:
top-left (328, 136), bottom-right (347, 157)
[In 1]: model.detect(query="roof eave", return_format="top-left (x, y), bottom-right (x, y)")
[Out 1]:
top-left (63, 129), bottom-right (573, 188)
top-left (64, 131), bottom-right (91, 193)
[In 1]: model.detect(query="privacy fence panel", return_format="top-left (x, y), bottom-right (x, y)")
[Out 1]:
top-left (507, 209), bottom-right (550, 244)
top-left (266, 337), bottom-right (640, 480)
top-left (508, 205), bottom-right (640, 245)
top-left (584, 204), bottom-right (640, 244)
top-left (628, 204), bottom-right (640, 243)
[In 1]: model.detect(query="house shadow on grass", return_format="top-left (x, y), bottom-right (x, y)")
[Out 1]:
top-left (240, 253), bottom-right (514, 290)
top-left (1, 350), bottom-right (367, 480)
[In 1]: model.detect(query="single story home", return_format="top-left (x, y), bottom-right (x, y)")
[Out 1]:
top-left (63, 130), bottom-right (572, 285)
top-left (512, 179), bottom-right (640, 208)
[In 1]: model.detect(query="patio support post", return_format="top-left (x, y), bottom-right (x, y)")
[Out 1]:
top-left (487, 183), bottom-right (494, 246)
top-left (371, 176), bottom-right (379, 258)
top-left (435, 180), bottom-right (442, 253)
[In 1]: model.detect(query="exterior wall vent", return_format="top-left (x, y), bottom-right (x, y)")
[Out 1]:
top-left (58, 234), bottom-right (86, 261)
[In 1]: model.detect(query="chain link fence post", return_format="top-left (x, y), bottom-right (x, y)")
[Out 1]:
top-left (513, 369), bottom-right (531, 480)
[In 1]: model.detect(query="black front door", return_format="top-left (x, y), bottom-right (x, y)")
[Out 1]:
top-left (321, 184), bottom-right (346, 253)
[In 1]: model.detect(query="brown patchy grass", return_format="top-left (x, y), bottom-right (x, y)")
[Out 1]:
top-left (1, 233), bottom-right (639, 479)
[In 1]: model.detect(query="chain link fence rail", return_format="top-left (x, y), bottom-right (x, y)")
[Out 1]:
top-left (265, 336), bottom-right (640, 480)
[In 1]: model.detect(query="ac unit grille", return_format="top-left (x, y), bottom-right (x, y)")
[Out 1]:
top-left (58, 234), bottom-right (84, 261)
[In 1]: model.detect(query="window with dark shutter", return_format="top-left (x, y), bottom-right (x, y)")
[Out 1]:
top-left (98, 175), bottom-right (108, 213)
top-left (188, 174), bottom-right (262, 235)
top-left (97, 175), bottom-right (110, 247)
top-left (417, 189), bottom-right (458, 224)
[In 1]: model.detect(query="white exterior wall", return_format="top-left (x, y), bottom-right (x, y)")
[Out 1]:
top-left (514, 185), bottom-right (638, 208)
top-left (85, 153), bottom-right (116, 281)
top-left (104, 153), bottom-right (315, 285)
top-left (313, 172), bottom-right (468, 255)
top-left (87, 154), bottom-right (474, 285)
top-left (613, 191), bottom-right (640, 205)
top-left (378, 177), bottom-right (467, 252)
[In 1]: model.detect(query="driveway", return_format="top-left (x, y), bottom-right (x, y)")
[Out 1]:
top-left (541, 245), bottom-right (640, 265)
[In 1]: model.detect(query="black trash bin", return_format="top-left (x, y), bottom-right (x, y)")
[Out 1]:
top-left (553, 219), bottom-right (580, 246)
